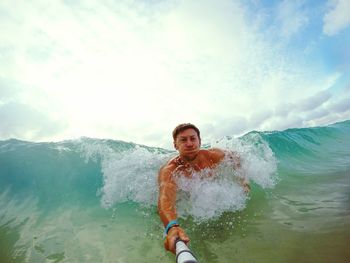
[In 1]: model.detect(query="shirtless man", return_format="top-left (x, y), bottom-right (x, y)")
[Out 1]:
top-left (158, 123), bottom-right (250, 254)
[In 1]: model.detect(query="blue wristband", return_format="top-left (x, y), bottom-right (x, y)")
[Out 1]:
top-left (164, 220), bottom-right (179, 235)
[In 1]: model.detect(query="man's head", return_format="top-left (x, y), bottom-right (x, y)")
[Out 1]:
top-left (172, 123), bottom-right (201, 159)
top-left (172, 123), bottom-right (200, 141)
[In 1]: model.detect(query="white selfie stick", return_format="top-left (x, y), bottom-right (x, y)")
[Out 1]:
top-left (175, 239), bottom-right (198, 263)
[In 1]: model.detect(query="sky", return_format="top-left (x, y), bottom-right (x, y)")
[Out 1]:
top-left (0, 0), bottom-right (350, 149)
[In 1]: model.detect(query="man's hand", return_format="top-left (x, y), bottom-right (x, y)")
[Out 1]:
top-left (164, 226), bottom-right (190, 254)
top-left (242, 181), bottom-right (250, 193)
top-left (239, 177), bottom-right (250, 193)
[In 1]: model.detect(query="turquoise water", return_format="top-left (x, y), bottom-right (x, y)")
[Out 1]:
top-left (1, 121), bottom-right (350, 263)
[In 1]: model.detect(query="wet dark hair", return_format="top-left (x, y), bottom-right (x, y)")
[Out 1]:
top-left (172, 123), bottom-right (201, 141)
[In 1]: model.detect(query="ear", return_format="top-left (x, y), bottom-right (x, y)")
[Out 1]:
top-left (173, 140), bottom-right (178, 150)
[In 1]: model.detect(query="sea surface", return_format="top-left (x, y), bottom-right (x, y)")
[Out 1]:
top-left (1, 120), bottom-right (349, 263)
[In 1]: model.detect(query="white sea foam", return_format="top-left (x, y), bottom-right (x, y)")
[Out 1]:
top-left (79, 141), bottom-right (171, 208)
top-left (80, 134), bottom-right (277, 220)
top-left (174, 133), bottom-right (277, 221)
top-left (99, 146), bottom-right (169, 208)
top-left (212, 132), bottom-right (278, 188)
top-left (175, 171), bottom-right (247, 221)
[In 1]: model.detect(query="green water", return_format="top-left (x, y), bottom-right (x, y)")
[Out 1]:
top-left (1, 121), bottom-right (350, 262)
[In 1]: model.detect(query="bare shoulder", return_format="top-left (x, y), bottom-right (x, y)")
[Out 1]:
top-left (197, 148), bottom-right (225, 164)
top-left (208, 147), bottom-right (225, 155)
top-left (208, 148), bottom-right (225, 161)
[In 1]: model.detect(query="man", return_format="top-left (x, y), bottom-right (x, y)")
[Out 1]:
top-left (158, 123), bottom-right (250, 254)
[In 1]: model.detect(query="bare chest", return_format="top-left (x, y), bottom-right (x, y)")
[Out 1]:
top-left (173, 157), bottom-right (215, 178)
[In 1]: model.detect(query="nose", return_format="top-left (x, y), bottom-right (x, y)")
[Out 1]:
top-left (185, 139), bottom-right (193, 147)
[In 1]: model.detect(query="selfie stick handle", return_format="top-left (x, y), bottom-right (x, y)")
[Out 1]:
top-left (175, 239), bottom-right (198, 263)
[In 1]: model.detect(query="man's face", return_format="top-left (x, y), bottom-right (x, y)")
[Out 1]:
top-left (174, 128), bottom-right (201, 159)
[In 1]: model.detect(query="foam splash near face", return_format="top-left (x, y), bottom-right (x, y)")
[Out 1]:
top-left (80, 133), bottom-right (277, 221)
top-left (78, 141), bottom-right (169, 208)
top-left (175, 133), bottom-right (277, 221)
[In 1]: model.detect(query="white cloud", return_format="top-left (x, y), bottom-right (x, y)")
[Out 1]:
top-left (0, 78), bottom-right (24, 101)
top-left (304, 108), bottom-right (330, 122)
top-left (0, 0), bottom-right (348, 148)
top-left (0, 102), bottom-right (67, 140)
top-left (323, 0), bottom-right (350, 36)
top-left (249, 109), bottom-right (274, 128)
top-left (327, 97), bottom-right (350, 113)
top-left (296, 90), bottom-right (332, 112)
top-left (263, 114), bottom-right (304, 132)
top-left (276, 0), bottom-right (309, 39)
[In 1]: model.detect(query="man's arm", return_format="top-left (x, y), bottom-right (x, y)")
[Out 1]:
top-left (158, 164), bottom-right (189, 254)
top-left (158, 165), bottom-right (178, 225)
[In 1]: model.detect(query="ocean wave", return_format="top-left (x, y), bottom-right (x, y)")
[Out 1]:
top-left (0, 120), bottom-right (349, 220)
